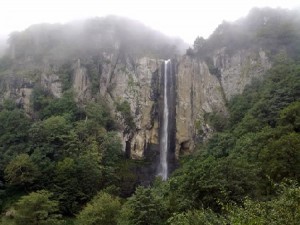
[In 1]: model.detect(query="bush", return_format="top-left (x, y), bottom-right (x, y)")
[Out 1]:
top-left (13, 190), bottom-right (63, 225)
top-left (76, 192), bottom-right (121, 225)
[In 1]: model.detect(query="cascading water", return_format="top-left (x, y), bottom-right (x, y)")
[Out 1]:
top-left (158, 59), bottom-right (170, 180)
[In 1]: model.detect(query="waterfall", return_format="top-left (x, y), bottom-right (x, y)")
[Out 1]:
top-left (158, 59), bottom-right (170, 180)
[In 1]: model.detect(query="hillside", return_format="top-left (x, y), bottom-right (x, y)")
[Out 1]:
top-left (0, 7), bottom-right (300, 225)
top-left (191, 7), bottom-right (300, 60)
top-left (1, 16), bottom-right (186, 66)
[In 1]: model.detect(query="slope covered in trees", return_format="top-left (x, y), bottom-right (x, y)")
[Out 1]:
top-left (0, 7), bottom-right (300, 225)
top-left (0, 82), bottom-right (144, 224)
top-left (111, 56), bottom-right (300, 225)
top-left (191, 7), bottom-right (300, 61)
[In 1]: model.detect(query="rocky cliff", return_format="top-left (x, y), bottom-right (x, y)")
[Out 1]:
top-left (214, 48), bottom-right (271, 99)
top-left (0, 47), bottom-right (271, 162)
top-left (96, 48), bottom-right (271, 159)
top-left (98, 56), bottom-right (164, 160)
top-left (176, 56), bottom-right (226, 156)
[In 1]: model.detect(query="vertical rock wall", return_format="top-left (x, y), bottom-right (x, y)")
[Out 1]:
top-left (0, 48), bottom-right (271, 167)
top-left (214, 49), bottom-right (272, 99)
top-left (176, 56), bottom-right (227, 156)
top-left (98, 56), bottom-right (164, 159)
top-left (72, 59), bottom-right (91, 102)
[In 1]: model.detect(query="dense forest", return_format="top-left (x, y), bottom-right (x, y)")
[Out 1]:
top-left (0, 8), bottom-right (300, 225)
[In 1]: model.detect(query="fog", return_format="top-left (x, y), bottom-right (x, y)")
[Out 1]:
top-left (4, 16), bottom-right (190, 66)
top-left (0, 36), bottom-right (7, 57)
top-left (1, 0), bottom-right (299, 46)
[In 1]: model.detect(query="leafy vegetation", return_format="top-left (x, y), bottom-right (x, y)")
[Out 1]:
top-left (115, 100), bottom-right (135, 132)
top-left (0, 7), bottom-right (300, 225)
top-left (12, 190), bottom-right (63, 225)
top-left (76, 192), bottom-right (121, 225)
top-left (110, 56), bottom-right (300, 225)
top-left (0, 91), bottom-right (135, 222)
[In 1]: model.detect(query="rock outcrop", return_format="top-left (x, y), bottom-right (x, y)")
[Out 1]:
top-left (41, 73), bottom-right (62, 98)
top-left (0, 48), bottom-right (271, 160)
top-left (0, 76), bottom-right (34, 112)
top-left (176, 56), bottom-right (227, 156)
top-left (99, 56), bottom-right (164, 159)
top-left (73, 59), bottom-right (91, 102)
top-left (214, 49), bottom-right (271, 99)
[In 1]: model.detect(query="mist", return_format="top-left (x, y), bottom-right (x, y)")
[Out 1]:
top-left (2, 15), bottom-right (188, 68)
top-left (1, 0), bottom-right (299, 45)
top-left (0, 0), bottom-right (299, 61)
top-left (0, 35), bottom-right (7, 57)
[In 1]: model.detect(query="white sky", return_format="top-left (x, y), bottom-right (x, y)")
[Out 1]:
top-left (0, 0), bottom-right (299, 43)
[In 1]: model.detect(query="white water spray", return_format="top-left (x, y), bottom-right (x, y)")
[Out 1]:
top-left (159, 59), bottom-right (170, 180)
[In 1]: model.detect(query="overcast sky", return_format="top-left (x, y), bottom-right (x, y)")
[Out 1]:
top-left (0, 0), bottom-right (300, 43)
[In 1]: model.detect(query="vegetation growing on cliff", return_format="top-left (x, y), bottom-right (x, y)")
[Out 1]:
top-left (1, 54), bottom-right (299, 225)
top-left (190, 7), bottom-right (300, 75)
top-left (112, 55), bottom-right (300, 225)
top-left (196, 8), bottom-right (300, 58)
top-left (0, 91), bottom-right (139, 223)
top-left (0, 7), bottom-right (300, 225)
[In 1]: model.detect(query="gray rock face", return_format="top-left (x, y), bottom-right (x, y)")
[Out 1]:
top-left (0, 64), bottom-right (63, 112)
top-left (0, 47), bottom-right (271, 159)
top-left (99, 56), bottom-right (164, 159)
top-left (0, 76), bottom-right (34, 112)
top-left (106, 48), bottom-right (271, 157)
top-left (214, 48), bottom-right (271, 99)
top-left (72, 59), bottom-right (91, 102)
top-left (41, 73), bottom-right (62, 98)
top-left (176, 56), bottom-right (227, 156)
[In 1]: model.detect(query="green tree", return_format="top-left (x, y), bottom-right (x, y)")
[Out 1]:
top-left (259, 133), bottom-right (300, 182)
top-left (204, 112), bottom-right (228, 132)
top-left (76, 192), bottom-right (121, 225)
top-left (278, 101), bottom-right (300, 131)
top-left (116, 100), bottom-right (135, 131)
top-left (85, 101), bottom-right (115, 130)
top-left (13, 190), bottom-right (63, 225)
top-left (167, 209), bottom-right (224, 225)
top-left (4, 154), bottom-right (39, 188)
top-left (100, 132), bottom-right (123, 187)
top-left (0, 109), bottom-right (31, 173)
top-left (53, 153), bottom-right (103, 215)
top-left (29, 115), bottom-right (74, 160)
top-left (169, 155), bottom-right (259, 212)
top-left (32, 89), bottom-right (80, 121)
top-left (120, 187), bottom-right (168, 225)
top-left (226, 184), bottom-right (300, 225)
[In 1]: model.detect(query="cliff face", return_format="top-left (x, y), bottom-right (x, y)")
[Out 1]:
top-left (214, 49), bottom-right (272, 99)
top-left (176, 56), bottom-right (227, 156)
top-left (92, 48), bottom-right (270, 158)
top-left (73, 59), bottom-right (91, 102)
top-left (98, 56), bottom-right (163, 159)
top-left (0, 76), bottom-right (34, 112)
top-left (0, 48), bottom-right (271, 159)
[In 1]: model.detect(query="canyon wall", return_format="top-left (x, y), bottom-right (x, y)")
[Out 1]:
top-left (0, 48), bottom-right (271, 160)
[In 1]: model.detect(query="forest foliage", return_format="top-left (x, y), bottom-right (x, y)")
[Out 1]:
top-left (110, 54), bottom-right (300, 225)
top-left (0, 7), bottom-right (300, 225)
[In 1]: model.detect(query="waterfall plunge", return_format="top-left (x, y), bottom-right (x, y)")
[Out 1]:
top-left (158, 59), bottom-right (170, 180)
